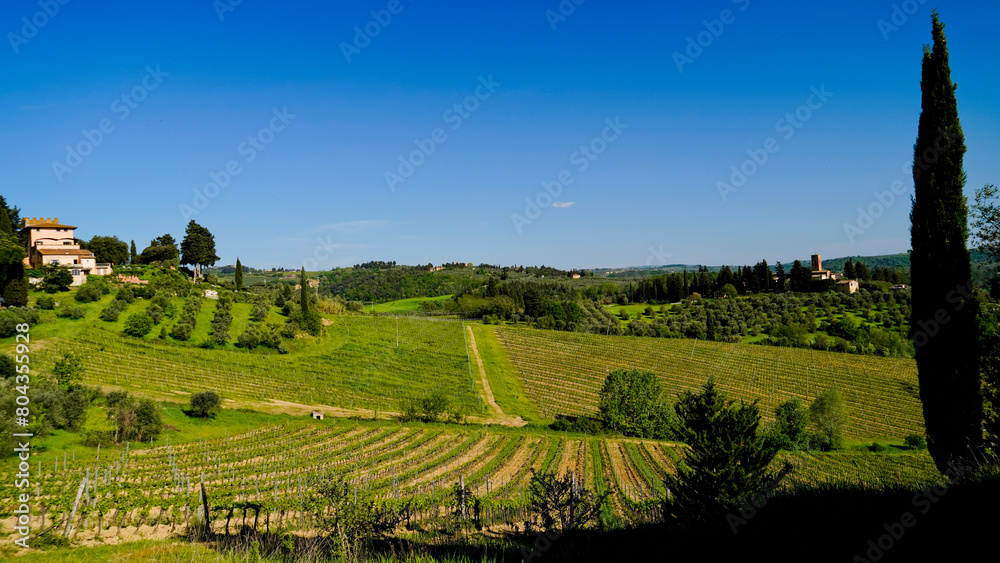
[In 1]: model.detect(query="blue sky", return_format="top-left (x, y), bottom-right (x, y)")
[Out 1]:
top-left (4, 0), bottom-right (998, 270)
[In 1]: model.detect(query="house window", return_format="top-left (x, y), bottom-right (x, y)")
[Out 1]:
top-left (72, 270), bottom-right (80, 276)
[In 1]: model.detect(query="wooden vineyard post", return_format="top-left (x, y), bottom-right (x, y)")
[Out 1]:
top-left (64, 475), bottom-right (88, 538)
top-left (459, 475), bottom-right (466, 524)
top-left (200, 476), bottom-right (211, 538)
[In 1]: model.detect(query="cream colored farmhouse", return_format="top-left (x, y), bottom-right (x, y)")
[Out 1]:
top-left (23, 217), bottom-right (113, 286)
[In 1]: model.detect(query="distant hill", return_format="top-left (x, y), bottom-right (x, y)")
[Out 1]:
top-left (817, 253), bottom-right (911, 272)
top-left (596, 250), bottom-right (993, 276)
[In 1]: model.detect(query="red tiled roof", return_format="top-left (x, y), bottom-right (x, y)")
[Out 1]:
top-left (36, 248), bottom-right (95, 257)
top-left (24, 217), bottom-right (76, 229)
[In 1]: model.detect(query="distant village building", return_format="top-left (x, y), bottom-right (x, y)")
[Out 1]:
top-left (836, 279), bottom-right (859, 294)
top-left (311, 410), bottom-right (324, 420)
top-left (23, 218), bottom-right (113, 286)
top-left (809, 254), bottom-right (841, 281)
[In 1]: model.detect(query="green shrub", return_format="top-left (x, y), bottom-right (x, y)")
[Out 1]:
top-left (122, 312), bottom-right (154, 337)
top-left (56, 305), bottom-right (85, 319)
top-left (905, 433), bottom-right (927, 450)
top-left (550, 415), bottom-right (604, 435)
top-left (82, 430), bottom-right (115, 447)
top-left (106, 390), bottom-right (129, 407)
top-left (100, 301), bottom-right (124, 322)
top-left (769, 398), bottom-right (810, 450)
top-left (810, 389), bottom-right (848, 451)
top-left (189, 391), bottom-right (222, 418)
top-left (237, 328), bottom-right (260, 349)
top-left (869, 442), bottom-right (888, 452)
top-left (116, 286), bottom-right (135, 303)
top-left (0, 354), bottom-right (16, 379)
top-left (36, 295), bottom-right (56, 310)
top-left (169, 321), bottom-right (193, 340)
top-left (74, 283), bottom-right (103, 303)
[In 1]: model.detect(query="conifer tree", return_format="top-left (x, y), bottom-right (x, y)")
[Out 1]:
top-left (663, 380), bottom-right (786, 526)
top-left (130, 240), bottom-right (138, 264)
top-left (180, 221), bottom-right (219, 280)
top-left (0, 207), bottom-right (12, 237)
top-left (844, 259), bottom-right (856, 280)
top-left (235, 257), bottom-right (243, 291)
top-left (909, 11), bottom-right (981, 472)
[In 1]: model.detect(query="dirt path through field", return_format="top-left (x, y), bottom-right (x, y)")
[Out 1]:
top-left (467, 325), bottom-right (501, 415)
top-left (466, 325), bottom-right (526, 426)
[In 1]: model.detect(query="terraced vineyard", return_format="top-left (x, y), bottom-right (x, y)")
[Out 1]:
top-left (0, 419), bottom-right (940, 541)
top-left (36, 315), bottom-right (481, 414)
top-left (497, 326), bottom-right (924, 439)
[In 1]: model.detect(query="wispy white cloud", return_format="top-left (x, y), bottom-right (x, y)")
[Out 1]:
top-left (317, 219), bottom-right (390, 233)
top-left (552, 201), bottom-right (576, 208)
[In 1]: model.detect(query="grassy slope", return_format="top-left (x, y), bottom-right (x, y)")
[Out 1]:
top-left (468, 323), bottom-right (540, 421)
top-left (372, 295), bottom-right (454, 313)
top-left (13, 287), bottom-right (481, 415)
top-left (496, 325), bottom-right (923, 440)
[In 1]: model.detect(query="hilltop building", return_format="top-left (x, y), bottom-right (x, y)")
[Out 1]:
top-left (809, 254), bottom-right (858, 294)
top-left (810, 254), bottom-right (840, 281)
top-left (23, 217), bottom-right (113, 286)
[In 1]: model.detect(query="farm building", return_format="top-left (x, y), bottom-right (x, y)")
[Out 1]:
top-left (836, 279), bottom-right (859, 294)
top-left (23, 217), bottom-right (113, 286)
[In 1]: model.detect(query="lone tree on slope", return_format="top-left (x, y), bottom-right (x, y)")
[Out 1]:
top-left (180, 220), bottom-right (219, 281)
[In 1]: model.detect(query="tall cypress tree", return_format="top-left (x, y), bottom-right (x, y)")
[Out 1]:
top-left (0, 207), bottom-right (12, 237)
top-left (130, 240), bottom-right (138, 264)
top-left (300, 266), bottom-right (309, 318)
top-left (909, 11), bottom-right (981, 472)
top-left (235, 257), bottom-right (244, 291)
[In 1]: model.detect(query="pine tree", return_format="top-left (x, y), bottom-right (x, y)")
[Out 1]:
top-left (180, 221), bottom-right (219, 280)
top-left (235, 257), bottom-right (244, 291)
top-left (299, 267), bottom-right (320, 335)
top-left (663, 380), bottom-right (787, 526)
top-left (844, 259), bottom-right (856, 280)
top-left (130, 240), bottom-right (138, 264)
top-left (0, 207), bottom-right (12, 237)
top-left (909, 11), bottom-right (981, 472)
